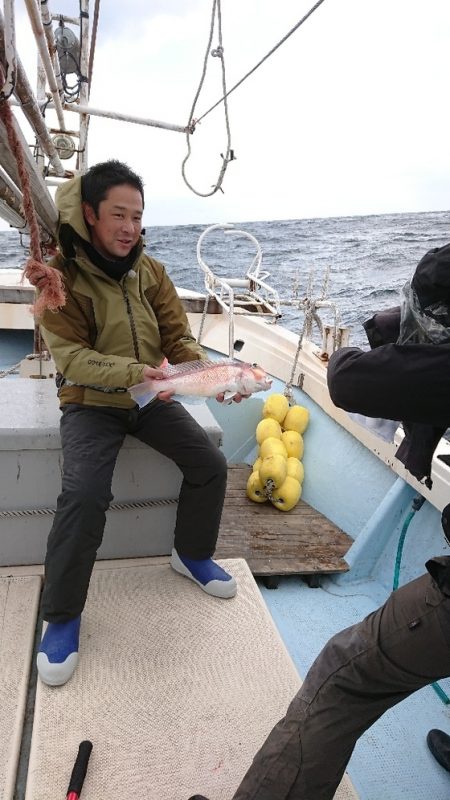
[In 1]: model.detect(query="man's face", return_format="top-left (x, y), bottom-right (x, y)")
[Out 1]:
top-left (83, 183), bottom-right (143, 260)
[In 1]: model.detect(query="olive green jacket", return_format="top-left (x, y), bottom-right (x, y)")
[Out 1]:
top-left (40, 175), bottom-right (204, 408)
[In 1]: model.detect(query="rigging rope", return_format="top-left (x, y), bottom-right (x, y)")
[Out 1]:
top-left (0, 72), bottom-right (65, 316)
top-left (0, 361), bottom-right (20, 379)
top-left (195, 0), bottom-right (327, 125)
top-left (181, 0), bottom-right (234, 197)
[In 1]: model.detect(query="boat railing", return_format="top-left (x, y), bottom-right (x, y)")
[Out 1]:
top-left (197, 223), bottom-right (282, 318)
top-left (196, 222), bottom-right (350, 360)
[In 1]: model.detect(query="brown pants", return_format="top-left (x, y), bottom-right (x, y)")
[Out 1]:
top-left (233, 572), bottom-right (450, 800)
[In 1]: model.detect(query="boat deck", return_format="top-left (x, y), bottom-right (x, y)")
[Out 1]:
top-left (1, 559), bottom-right (358, 800)
top-left (216, 465), bottom-right (352, 585)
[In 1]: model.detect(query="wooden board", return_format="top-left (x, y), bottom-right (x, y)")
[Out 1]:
top-left (216, 465), bottom-right (352, 577)
top-left (0, 286), bottom-right (35, 304)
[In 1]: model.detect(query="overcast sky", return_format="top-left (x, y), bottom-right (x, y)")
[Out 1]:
top-left (7, 0), bottom-right (450, 226)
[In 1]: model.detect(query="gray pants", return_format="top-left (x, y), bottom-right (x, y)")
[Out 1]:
top-left (42, 401), bottom-right (227, 622)
top-left (233, 572), bottom-right (450, 800)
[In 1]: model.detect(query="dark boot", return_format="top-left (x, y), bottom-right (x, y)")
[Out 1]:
top-left (427, 729), bottom-right (450, 772)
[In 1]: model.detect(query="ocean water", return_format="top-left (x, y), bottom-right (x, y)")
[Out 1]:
top-left (1, 209), bottom-right (449, 347)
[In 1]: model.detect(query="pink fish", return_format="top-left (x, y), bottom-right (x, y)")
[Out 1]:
top-left (129, 358), bottom-right (272, 408)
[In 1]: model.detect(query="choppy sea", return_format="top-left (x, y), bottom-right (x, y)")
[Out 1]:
top-left (1, 209), bottom-right (449, 347)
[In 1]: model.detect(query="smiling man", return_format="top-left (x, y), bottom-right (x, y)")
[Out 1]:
top-left (36, 160), bottom-right (238, 687)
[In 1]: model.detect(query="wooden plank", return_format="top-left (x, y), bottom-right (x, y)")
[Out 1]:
top-left (180, 296), bottom-right (222, 314)
top-left (217, 465), bottom-right (353, 576)
top-left (0, 285), bottom-right (34, 304)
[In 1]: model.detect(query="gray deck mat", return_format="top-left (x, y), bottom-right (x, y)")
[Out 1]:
top-left (25, 559), bottom-right (357, 799)
top-left (0, 577), bottom-right (41, 800)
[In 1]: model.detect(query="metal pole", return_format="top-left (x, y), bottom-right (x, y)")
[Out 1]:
top-left (43, 99), bottom-right (188, 133)
top-left (39, 0), bottom-right (65, 101)
top-left (0, 10), bottom-right (66, 175)
top-left (0, 169), bottom-right (26, 226)
top-left (0, 113), bottom-right (58, 235)
top-left (77, 0), bottom-right (89, 172)
top-left (35, 55), bottom-right (46, 174)
top-left (88, 0), bottom-right (100, 96)
top-left (51, 14), bottom-right (80, 26)
top-left (1, 0), bottom-right (16, 101)
top-left (24, 0), bottom-right (66, 130)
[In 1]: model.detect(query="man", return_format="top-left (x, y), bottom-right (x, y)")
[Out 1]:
top-left (36, 160), bottom-right (240, 687)
top-left (427, 729), bottom-right (450, 773)
top-left (188, 242), bottom-right (450, 799)
top-left (188, 563), bottom-right (450, 800)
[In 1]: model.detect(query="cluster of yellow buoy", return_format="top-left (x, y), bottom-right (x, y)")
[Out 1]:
top-left (246, 394), bottom-right (309, 511)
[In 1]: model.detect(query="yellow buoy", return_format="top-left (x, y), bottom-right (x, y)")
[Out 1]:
top-left (260, 436), bottom-right (288, 460)
top-left (253, 456), bottom-right (262, 473)
top-left (256, 417), bottom-right (282, 445)
top-left (270, 476), bottom-right (302, 511)
top-left (246, 471), bottom-right (268, 503)
top-left (263, 393), bottom-right (289, 424)
top-left (259, 453), bottom-right (287, 489)
top-left (286, 457), bottom-right (304, 484)
top-left (281, 430), bottom-right (304, 459)
top-left (283, 405), bottom-right (309, 434)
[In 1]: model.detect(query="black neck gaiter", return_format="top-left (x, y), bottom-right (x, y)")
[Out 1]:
top-left (81, 238), bottom-right (139, 281)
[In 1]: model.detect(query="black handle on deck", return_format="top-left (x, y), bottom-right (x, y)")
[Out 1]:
top-left (67, 740), bottom-right (93, 795)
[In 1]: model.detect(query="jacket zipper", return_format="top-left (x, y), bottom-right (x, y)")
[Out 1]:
top-left (121, 280), bottom-right (141, 362)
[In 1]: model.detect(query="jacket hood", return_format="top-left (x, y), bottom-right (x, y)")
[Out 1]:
top-left (55, 175), bottom-right (91, 256)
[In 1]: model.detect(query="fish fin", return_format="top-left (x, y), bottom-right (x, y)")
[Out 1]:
top-left (174, 394), bottom-right (207, 406)
top-left (223, 390), bottom-right (237, 404)
top-left (129, 382), bottom-right (157, 409)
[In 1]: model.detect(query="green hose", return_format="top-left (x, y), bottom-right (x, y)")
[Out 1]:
top-left (392, 509), bottom-right (416, 591)
top-left (393, 495), bottom-right (450, 705)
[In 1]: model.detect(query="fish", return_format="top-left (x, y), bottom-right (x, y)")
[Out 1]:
top-left (129, 358), bottom-right (273, 408)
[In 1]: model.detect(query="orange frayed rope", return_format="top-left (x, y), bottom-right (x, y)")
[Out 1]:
top-left (0, 87), bottom-right (65, 316)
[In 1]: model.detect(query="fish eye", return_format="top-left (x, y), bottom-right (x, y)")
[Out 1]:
top-left (252, 362), bottom-right (258, 367)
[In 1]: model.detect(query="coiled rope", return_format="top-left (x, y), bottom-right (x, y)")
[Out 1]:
top-left (181, 0), bottom-right (234, 197)
top-left (0, 68), bottom-right (65, 317)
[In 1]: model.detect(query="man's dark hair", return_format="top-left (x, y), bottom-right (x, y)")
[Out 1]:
top-left (81, 160), bottom-right (144, 216)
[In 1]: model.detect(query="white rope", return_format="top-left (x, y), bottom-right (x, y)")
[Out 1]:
top-left (181, 0), bottom-right (233, 197)
top-left (0, 361), bottom-right (20, 378)
top-left (196, 0), bottom-right (328, 124)
top-left (197, 294), bottom-right (211, 345)
top-left (284, 266), bottom-right (332, 398)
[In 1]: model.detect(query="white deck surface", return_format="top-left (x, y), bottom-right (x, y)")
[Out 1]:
top-left (24, 559), bottom-right (357, 799)
top-left (0, 577), bottom-right (40, 800)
